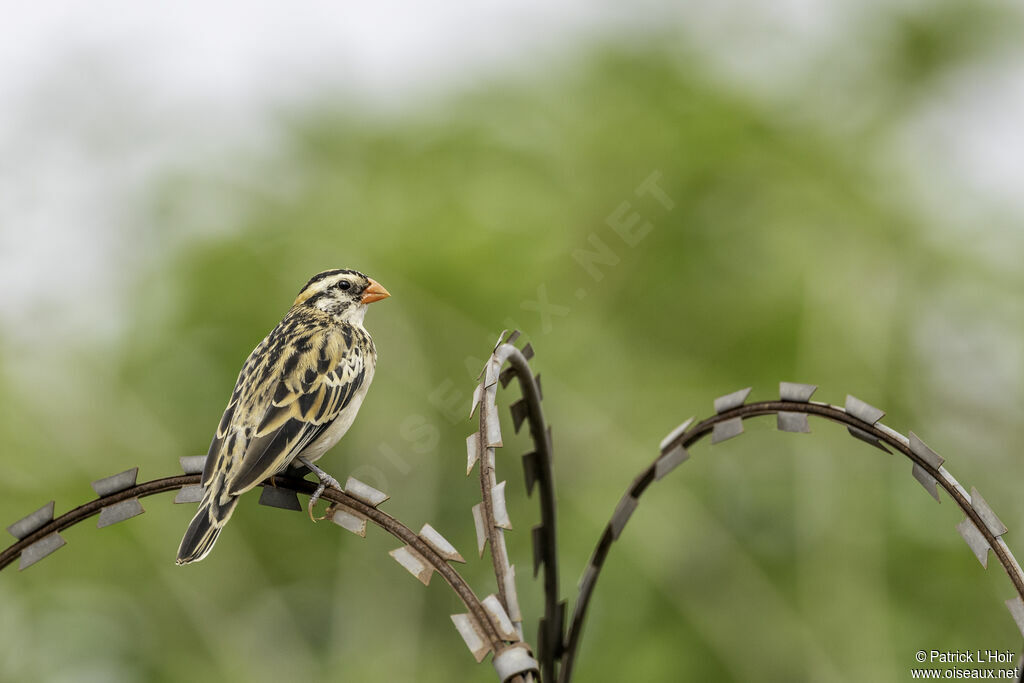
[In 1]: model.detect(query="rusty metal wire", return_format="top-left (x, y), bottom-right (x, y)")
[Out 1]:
top-left (469, 331), bottom-right (561, 682)
top-left (1, 467), bottom-right (537, 680)
top-left (2, 473), bottom-right (191, 571)
top-left (557, 384), bottom-right (1024, 683)
top-left (6, 343), bottom-right (1024, 683)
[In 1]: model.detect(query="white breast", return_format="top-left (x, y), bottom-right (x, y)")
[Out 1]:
top-left (300, 361), bottom-right (375, 464)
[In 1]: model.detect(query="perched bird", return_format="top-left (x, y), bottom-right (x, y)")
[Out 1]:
top-left (176, 269), bottom-right (390, 565)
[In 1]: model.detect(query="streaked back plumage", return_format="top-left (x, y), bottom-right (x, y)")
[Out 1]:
top-left (176, 270), bottom-right (383, 565)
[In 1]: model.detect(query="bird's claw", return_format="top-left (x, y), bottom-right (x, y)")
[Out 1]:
top-left (297, 456), bottom-right (341, 523)
top-left (307, 479), bottom-right (340, 522)
top-left (308, 484), bottom-right (326, 522)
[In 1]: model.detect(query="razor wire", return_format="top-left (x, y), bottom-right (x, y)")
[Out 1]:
top-left (468, 331), bottom-right (561, 683)
top-left (3, 337), bottom-right (1024, 683)
top-left (1, 464), bottom-right (538, 682)
top-left (557, 384), bottom-right (1024, 683)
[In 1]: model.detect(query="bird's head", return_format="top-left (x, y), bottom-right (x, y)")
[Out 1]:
top-left (293, 269), bottom-right (390, 323)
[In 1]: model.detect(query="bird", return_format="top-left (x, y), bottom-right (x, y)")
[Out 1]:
top-left (176, 269), bottom-right (390, 565)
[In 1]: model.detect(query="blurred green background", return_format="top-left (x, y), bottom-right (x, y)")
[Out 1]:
top-left (3, 2), bottom-right (1024, 681)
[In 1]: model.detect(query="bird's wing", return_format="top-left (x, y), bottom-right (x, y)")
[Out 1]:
top-left (203, 323), bottom-right (368, 499)
top-left (202, 335), bottom-right (270, 488)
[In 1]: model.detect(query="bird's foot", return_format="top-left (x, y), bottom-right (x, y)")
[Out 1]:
top-left (297, 456), bottom-right (341, 522)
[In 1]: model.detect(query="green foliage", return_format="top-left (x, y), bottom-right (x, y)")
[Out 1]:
top-left (3, 12), bottom-right (1023, 681)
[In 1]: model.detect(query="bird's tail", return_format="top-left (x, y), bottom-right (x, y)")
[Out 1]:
top-left (176, 494), bottom-right (239, 565)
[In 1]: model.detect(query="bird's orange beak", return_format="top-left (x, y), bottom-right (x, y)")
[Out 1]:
top-left (361, 278), bottom-right (391, 304)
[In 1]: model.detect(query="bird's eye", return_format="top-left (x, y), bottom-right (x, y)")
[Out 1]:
top-left (337, 281), bottom-right (352, 291)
